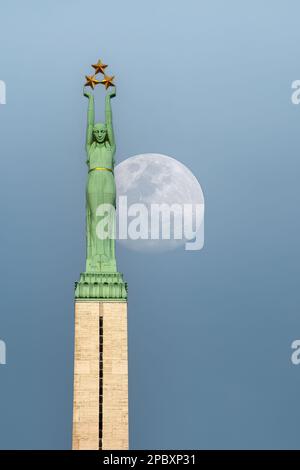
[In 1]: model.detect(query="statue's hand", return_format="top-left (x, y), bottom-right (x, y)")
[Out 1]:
top-left (83, 86), bottom-right (92, 99)
top-left (108, 86), bottom-right (116, 99)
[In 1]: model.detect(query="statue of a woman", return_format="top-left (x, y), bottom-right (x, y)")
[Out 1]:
top-left (83, 87), bottom-right (117, 273)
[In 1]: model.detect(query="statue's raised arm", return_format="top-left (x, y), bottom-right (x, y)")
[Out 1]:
top-left (83, 86), bottom-right (95, 154)
top-left (105, 87), bottom-right (116, 156)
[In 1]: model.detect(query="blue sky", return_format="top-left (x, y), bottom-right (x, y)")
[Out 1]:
top-left (0, 0), bottom-right (300, 449)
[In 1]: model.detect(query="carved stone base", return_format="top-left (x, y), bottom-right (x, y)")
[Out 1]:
top-left (75, 272), bottom-right (127, 300)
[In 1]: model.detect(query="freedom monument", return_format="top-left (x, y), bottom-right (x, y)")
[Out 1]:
top-left (72, 59), bottom-right (128, 450)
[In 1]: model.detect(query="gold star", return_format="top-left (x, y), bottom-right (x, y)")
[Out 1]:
top-left (101, 74), bottom-right (115, 89)
top-left (92, 59), bottom-right (108, 75)
top-left (84, 74), bottom-right (100, 89)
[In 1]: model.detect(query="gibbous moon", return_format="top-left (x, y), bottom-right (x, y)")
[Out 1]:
top-left (115, 153), bottom-right (204, 252)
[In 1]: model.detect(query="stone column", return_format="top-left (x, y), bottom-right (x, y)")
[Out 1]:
top-left (72, 301), bottom-right (128, 450)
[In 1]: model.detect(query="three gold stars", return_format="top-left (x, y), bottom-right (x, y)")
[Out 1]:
top-left (84, 58), bottom-right (115, 90)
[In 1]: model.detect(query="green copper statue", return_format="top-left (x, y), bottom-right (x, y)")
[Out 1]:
top-left (84, 87), bottom-right (117, 273)
top-left (75, 61), bottom-right (127, 300)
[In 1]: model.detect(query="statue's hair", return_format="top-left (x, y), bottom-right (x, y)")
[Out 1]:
top-left (93, 122), bottom-right (107, 131)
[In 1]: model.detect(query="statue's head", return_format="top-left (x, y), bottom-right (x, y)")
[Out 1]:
top-left (93, 123), bottom-right (107, 143)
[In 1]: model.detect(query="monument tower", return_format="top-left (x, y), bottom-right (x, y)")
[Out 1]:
top-left (72, 60), bottom-right (128, 450)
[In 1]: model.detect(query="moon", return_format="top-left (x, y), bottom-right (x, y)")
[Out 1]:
top-left (115, 153), bottom-right (204, 252)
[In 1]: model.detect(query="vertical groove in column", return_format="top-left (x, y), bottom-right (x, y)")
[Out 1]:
top-left (99, 316), bottom-right (103, 450)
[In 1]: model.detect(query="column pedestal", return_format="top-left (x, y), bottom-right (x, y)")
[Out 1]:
top-left (72, 301), bottom-right (128, 450)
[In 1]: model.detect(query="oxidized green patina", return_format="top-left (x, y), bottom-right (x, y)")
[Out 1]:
top-left (84, 87), bottom-right (117, 273)
top-left (75, 80), bottom-right (127, 300)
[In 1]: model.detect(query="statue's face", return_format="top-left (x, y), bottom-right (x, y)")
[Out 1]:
top-left (93, 123), bottom-right (107, 143)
